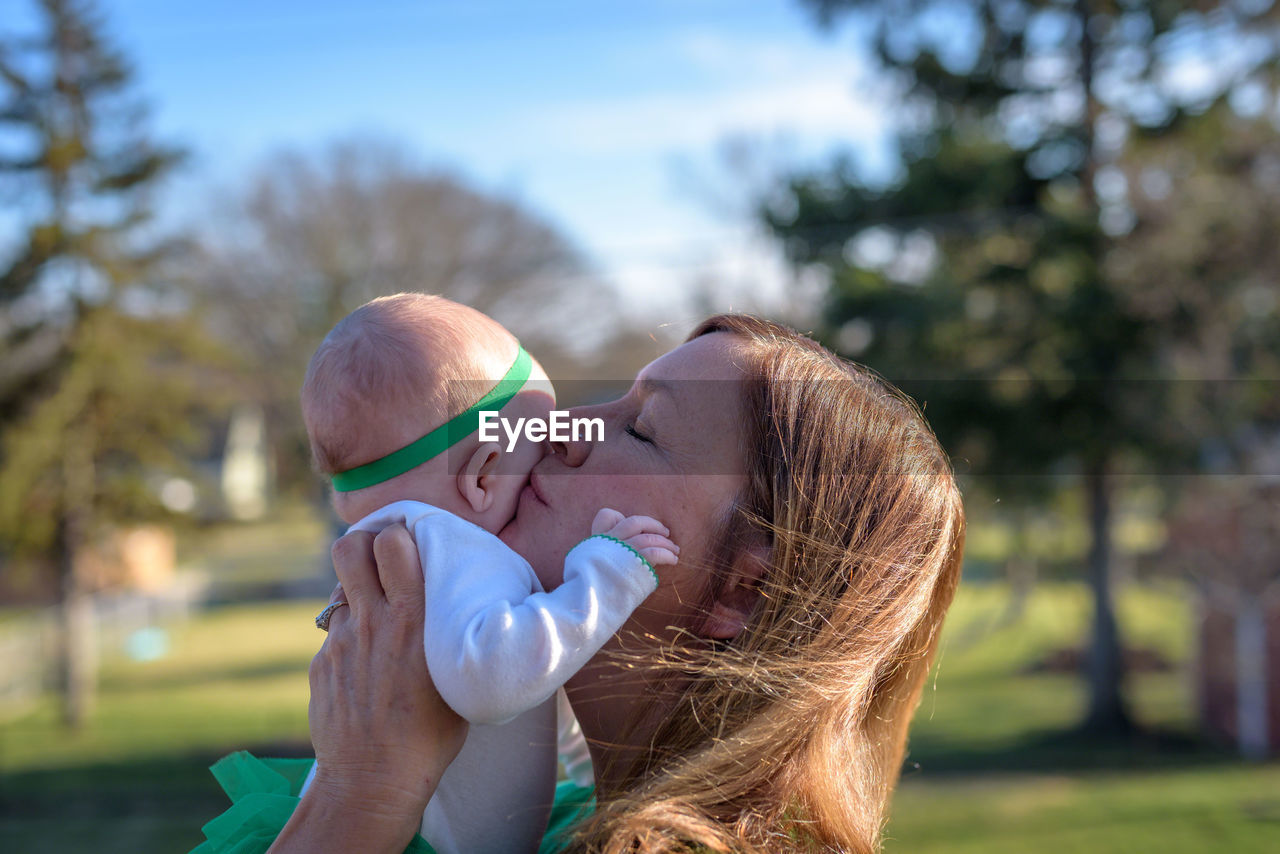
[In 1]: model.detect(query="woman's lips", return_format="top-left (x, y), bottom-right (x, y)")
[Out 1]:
top-left (518, 473), bottom-right (547, 508)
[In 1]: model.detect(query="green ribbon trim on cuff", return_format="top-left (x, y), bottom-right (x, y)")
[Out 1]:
top-left (331, 344), bottom-right (533, 492)
top-left (587, 533), bottom-right (660, 586)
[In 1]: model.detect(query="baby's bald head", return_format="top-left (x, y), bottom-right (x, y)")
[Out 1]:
top-left (301, 293), bottom-right (517, 476)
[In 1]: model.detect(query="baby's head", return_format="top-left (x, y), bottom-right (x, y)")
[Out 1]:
top-left (301, 293), bottom-right (554, 532)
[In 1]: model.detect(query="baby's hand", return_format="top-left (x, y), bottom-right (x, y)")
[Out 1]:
top-left (591, 508), bottom-right (680, 567)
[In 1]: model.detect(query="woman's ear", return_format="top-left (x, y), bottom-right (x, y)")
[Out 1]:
top-left (701, 542), bottom-right (771, 640)
top-left (457, 442), bottom-right (501, 514)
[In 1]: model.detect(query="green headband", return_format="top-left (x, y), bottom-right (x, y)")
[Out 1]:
top-left (331, 345), bottom-right (533, 492)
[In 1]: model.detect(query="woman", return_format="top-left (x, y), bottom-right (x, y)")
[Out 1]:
top-left (226, 314), bottom-right (965, 854)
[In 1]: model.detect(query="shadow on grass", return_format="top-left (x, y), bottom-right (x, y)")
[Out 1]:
top-left (0, 743), bottom-right (311, 854)
top-left (0, 729), bottom-right (1257, 853)
top-left (2, 729), bottom-right (1239, 813)
top-left (902, 726), bottom-right (1243, 779)
top-left (0, 741), bottom-right (313, 807)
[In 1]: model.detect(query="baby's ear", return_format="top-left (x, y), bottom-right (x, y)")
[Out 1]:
top-left (457, 442), bottom-right (502, 514)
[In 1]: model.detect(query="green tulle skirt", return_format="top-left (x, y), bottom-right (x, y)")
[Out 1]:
top-left (189, 751), bottom-right (594, 854)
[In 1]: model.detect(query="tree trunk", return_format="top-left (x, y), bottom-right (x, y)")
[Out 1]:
top-left (58, 522), bottom-right (97, 729)
top-left (1235, 596), bottom-right (1269, 759)
top-left (1083, 457), bottom-right (1133, 733)
top-left (59, 421), bottom-right (97, 729)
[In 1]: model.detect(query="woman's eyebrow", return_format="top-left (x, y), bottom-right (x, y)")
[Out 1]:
top-left (637, 376), bottom-right (681, 413)
top-left (637, 376), bottom-right (675, 397)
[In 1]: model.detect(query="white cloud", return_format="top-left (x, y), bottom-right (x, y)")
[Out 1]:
top-left (488, 30), bottom-right (890, 314)
top-left (534, 77), bottom-right (884, 154)
top-left (521, 32), bottom-right (889, 155)
top-left (596, 222), bottom-right (824, 328)
top-left (673, 30), bottom-right (824, 78)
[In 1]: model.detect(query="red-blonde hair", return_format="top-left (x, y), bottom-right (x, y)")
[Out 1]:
top-left (568, 314), bottom-right (966, 853)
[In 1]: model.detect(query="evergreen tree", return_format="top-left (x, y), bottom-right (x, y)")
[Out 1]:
top-left (766, 0), bottom-right (1280, 733)
top-left (0, 0), bottom-right (216, 727)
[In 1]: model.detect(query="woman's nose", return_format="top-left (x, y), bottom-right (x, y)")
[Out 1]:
top-left (549, 405), bottom-right (596, 467)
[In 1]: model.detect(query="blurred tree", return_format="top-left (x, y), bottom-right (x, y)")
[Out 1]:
top-left (185, 139), bottom-right (613, 499)
top-left (1132, 101), bottom-right (1280, 758)
top-left (1164, 477), bottom-right (1280, 759)
top-left (767, 0), bottom-right (1279, 733)
top-left (0, 0), bottom-right (220, 727)
top-left (1113, 102), bottom-right (1280, 470)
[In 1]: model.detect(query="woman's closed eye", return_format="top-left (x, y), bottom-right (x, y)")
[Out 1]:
top-left (624, 423), bottom-right (654, 444)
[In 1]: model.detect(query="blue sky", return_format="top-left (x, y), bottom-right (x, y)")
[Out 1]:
top-left (28, 0), bottom-right (895, 313)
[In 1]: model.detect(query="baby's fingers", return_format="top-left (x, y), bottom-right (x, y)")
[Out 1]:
top-left (622, 532), bottom-right (680, 554)
top-left (607, 514), bottom-right (670, 541)
top-left (592, 507), bottom-right (626, 536)
top-left (639, 546), bottom-right (679, 567)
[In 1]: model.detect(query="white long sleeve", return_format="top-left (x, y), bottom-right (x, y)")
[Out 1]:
top-left (348, 500), bottom-right (659, 726)
top-left (556, 688), bottom-right (595, 787)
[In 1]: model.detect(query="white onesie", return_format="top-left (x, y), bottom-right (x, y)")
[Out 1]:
top-left (303, 499), bottom-right (659, 854)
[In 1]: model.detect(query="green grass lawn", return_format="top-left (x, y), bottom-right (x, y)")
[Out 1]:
top-left (2, 573), bottom-right (1277, 853)
top-left (0, 600), bottom-right (321, 853)
top-left (887, 764), bottom-right (1280, 854)
top-left (882, 583), bottom-right (1280, 852)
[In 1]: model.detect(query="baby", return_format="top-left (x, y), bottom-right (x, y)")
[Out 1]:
top-left (298, 293), bottom-right (678, 854)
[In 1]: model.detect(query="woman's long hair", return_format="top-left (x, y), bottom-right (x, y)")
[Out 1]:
top-left (567, 315), bottom-right (966, 854)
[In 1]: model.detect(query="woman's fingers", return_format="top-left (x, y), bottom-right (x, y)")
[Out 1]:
top-left (322, 598), bottom-right (352, 635)
top-left (372, 524), bottom-right (423, 617)
top-left (325, 524), bottom-right (418, 629)
top-left (331, 530), bottom-right (383, 611)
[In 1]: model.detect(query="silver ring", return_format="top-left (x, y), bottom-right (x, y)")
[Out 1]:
top-left (315, 600), bottom-right (349, 632)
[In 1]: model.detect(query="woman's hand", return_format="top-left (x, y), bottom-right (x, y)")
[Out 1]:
top-left (270, 524), bottom-right (468, 854)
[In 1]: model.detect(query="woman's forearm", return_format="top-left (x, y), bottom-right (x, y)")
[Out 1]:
top-left (268, 775), bottom-right (433, 854)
